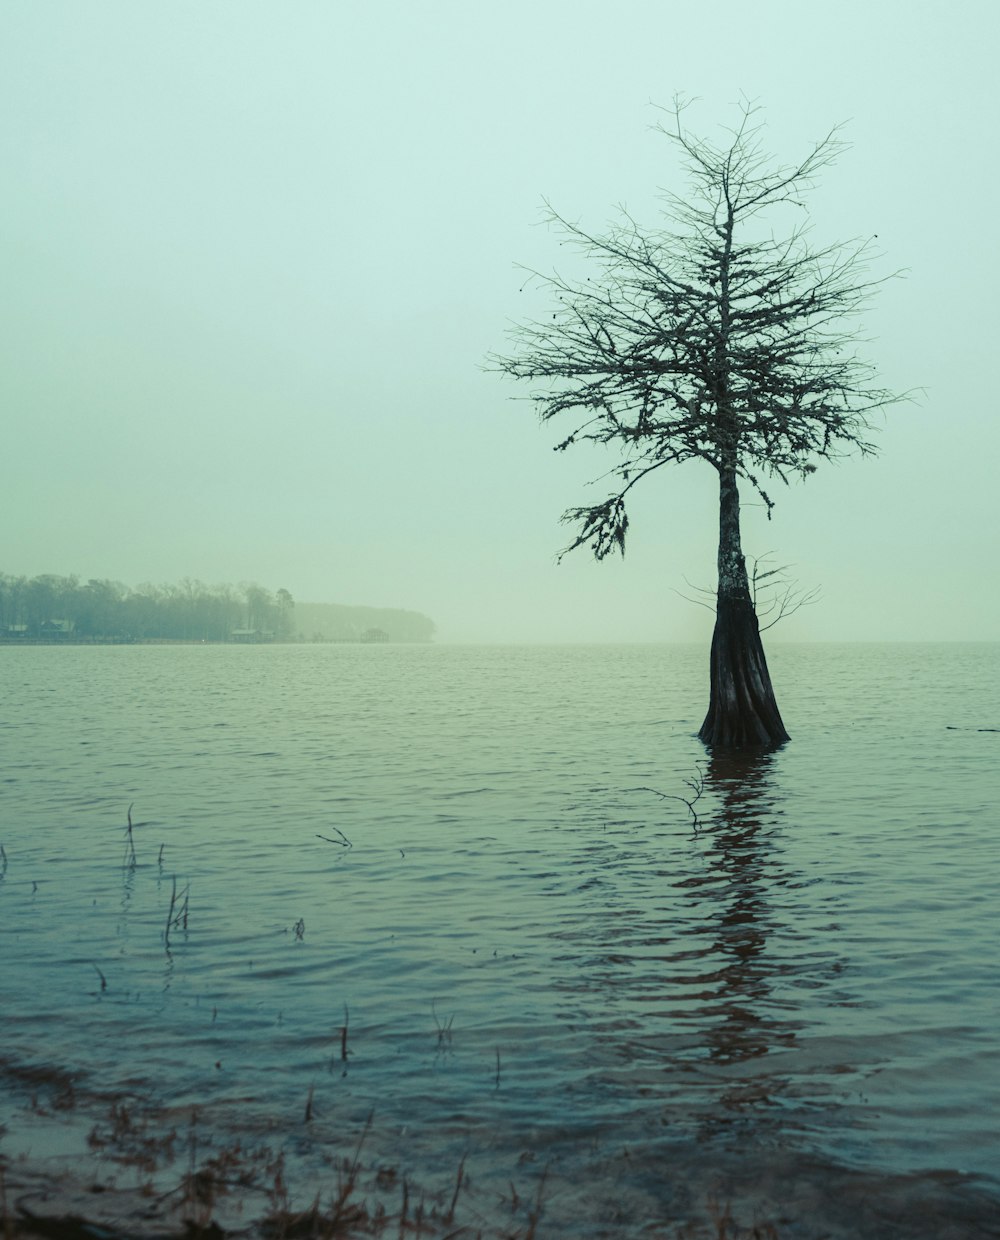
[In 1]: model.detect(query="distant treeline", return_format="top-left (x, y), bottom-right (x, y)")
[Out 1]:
top-left (0, 572), bottom-right (435, 643)
top-left (0, 572), bottom-right (295, 641)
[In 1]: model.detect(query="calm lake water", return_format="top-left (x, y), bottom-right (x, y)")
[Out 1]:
top-left (1, 642), bottom-right (999, 1235)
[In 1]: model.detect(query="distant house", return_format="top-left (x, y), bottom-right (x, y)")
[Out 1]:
top-left (230, 628), bottom-right (274, 643)
top-left (3, 624), bottom-right (28, 638)
top-left (39, 619), bottom-right (75, 637)
top-left (360, 627), bottom-right (389, 644)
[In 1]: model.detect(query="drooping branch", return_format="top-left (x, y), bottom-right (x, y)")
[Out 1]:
top-left (557, 454), bottom-right (680, 560)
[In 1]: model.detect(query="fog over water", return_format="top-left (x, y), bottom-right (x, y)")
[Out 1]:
top-left (2, 2), bottom-right (999, 642)
top-left (5, 16), bottom-right (1000, 1236)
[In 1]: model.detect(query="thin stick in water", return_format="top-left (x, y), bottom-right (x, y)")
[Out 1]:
top-left (316, 827), bottom-right (352, 848)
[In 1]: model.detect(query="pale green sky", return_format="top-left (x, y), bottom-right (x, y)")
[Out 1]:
top-left (2, 1), bottom-right (997, 641)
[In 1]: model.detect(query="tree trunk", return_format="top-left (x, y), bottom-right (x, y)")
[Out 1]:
top-left (698, 469), bottom-right (790, 749)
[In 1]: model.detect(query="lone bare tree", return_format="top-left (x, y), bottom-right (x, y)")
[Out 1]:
top-left (491, 101), bottom-right (902, 748)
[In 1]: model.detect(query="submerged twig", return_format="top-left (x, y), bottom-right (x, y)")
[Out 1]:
top-left (432, 1001), bottom-right (455, 1047)
top-left (632, 767), bottom-right (706, 831)
top-left (123, 803), bottom-right (137, 869)
top-left (444, 1153), bottom-right (467, 1225)
top-left (165, 877), bottom-right (177, 948)
top-left (326, 1110), bottom-right (373, 1231)
top-left (524, 1164), bottom-right (549, 1240)
top-left (164, 876), bottom-right (190, 951)
top-left (399, 1177), bottom-right (410, 1239)
top-left (316, 827), bottom-right (352, 848)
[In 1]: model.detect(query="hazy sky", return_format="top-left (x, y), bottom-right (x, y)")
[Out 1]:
top-left (3, 1), bottom-right (997, 642)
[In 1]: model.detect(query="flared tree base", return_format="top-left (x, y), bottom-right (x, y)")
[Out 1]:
top-left (698, 595), bottom-right (790, 749)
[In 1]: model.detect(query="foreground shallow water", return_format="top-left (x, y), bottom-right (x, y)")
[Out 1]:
top-left (1, 642), bottom-right (998, 1234)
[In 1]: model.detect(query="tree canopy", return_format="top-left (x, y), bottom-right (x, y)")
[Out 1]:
top-left (492, 100), bottom-right (901, 562)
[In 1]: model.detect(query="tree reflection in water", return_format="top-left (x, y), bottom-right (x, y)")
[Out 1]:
top-left (549, 744), bottom-right (850, 1136)
top-left (692, 747), bottom-right (797, 1069)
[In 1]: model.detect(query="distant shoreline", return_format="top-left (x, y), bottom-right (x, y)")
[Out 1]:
top-left (0, 637), bottom-right (432, 646)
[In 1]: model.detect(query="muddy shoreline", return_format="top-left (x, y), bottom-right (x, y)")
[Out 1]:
top-left (3, 1088), bottom-right (998, 1239)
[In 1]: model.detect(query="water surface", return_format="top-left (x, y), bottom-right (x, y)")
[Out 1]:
top-left (1, 643), bottom-right (998, 1233)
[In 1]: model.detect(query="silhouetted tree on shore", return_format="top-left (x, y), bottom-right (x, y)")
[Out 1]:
top-left (492, 100), bottom-right (903, 748)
